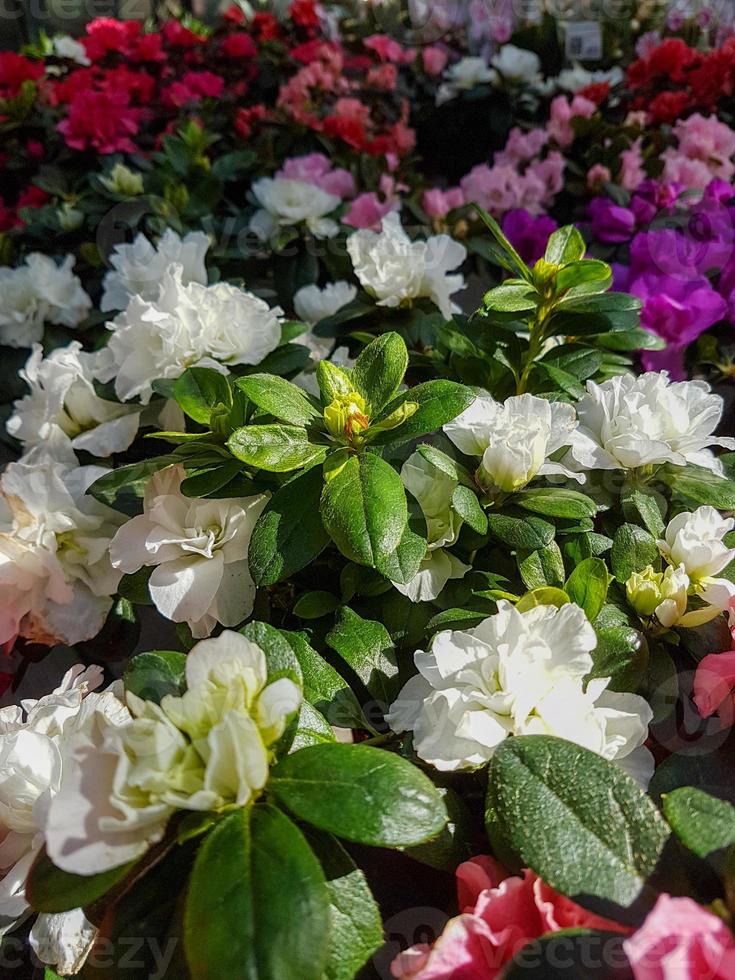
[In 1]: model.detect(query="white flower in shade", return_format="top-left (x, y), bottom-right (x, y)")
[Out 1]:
top-left (567, 373), bottom-right (735, 474)
top-left (347, 212), bottom-right (466, 319)
top-left (0, 255), bottom-right (91, 348)
top-left (250, 178), bottom-right (341, 241)
top-left (395, 452), bottom-right (469, 603)
top-left (110, 466), bottom-right (268, 638)
top-left (100, 228), bottom-right (209, 312)
top-left (45, 632), bottom-right (301, 875)
top-left (97, 266), bottom-right (281, 404)
top-left (293, 281), bottom-right (357, 326)
top-left (554, 64), bottom-right (623, 93)
top-left (490, 45), bottom-right (542, 86)
top-left (0, 439), bottom-right (125, 648)
top-left (658, 506), bottom-right (735, 613)
top-left (0, 663), bottom-right (123, 973)
top-left (444, 392), bottom-right (584, 494)
top-left (436, 56), bottom-right (494, 104)
top-left (7, 343), bottom-right (140, 457)
top-left (386, 601), bottom-right (654, 784)
top-left (52, 35), bottom-right (91, 65)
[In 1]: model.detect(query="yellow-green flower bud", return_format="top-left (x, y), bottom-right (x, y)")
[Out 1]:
top-left (100, 163), bottom-right (144, 197)
top-left (324, 392), bottom-right (370, 442)
top-left (57, 202), bottom-right (84, 231)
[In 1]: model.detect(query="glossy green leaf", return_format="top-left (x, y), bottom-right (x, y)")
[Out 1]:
top-left (326, 606), bottom-right (399, 705)
top-left (283, 630), bottom-right (365, 731)
top-left (513, 488), bottom-right (597, 520)
top-left (487, 513), bottom-right (555, 550)
top-left (588, 626), bottom-right (649, 693)
top-left (270, 743), bottom-right (448, 847)
top-left (227, 424), bottom-right (325, 472)
top-left (352, 332), bottom-right (408, 413)
top-left (451, 485), bottom-right (488, 535)
top-left (370, 381), bottom-right (476, 447)
top-left (174, 368), bottom-right (232, 425)
top-left (485, 736), bottom-right (669, 923)
top-left (565, 558), bottom-right (609, 621)
top-left (27, 848), bottom-right (135, 914)
top-left (483, 281), bottom-right (538, 313)
top-left (235, 374), bottom-right (321, 426)
top-left (249, 466), bottom-right (330, 585)
top-left (663, 787), bottom-right (735, 867)
top-left (544, 225), bottom-right (586, 265)
top-left (124, 650), bottom-right (188, 704)
top-left (610, 524), bottom-right (659, 583)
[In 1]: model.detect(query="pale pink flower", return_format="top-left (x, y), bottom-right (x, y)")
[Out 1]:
top-left (495, 126), bottom-right (548, 166)
top-left (278, 153), bottom-right (355, 198)
top-left (619, 138), bottom-right (647, 191)
top-left (587, 164), bottom-right (612, 189)
top-left (624, 894), bottom-right (735, 979)
top-left (423, 187), bottom-right (465, 218)
top-left (547, 94), bottom-right (596, 148)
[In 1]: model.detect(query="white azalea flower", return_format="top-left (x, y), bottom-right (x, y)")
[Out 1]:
top-left (98, 266), bottom-right (281, 403)
top-left (100, 228), bottom-right (210, 312)
top-left (7, 343), bottom-right (140, 456)
top-left (0, 255), bottom-right (91, 348)
top-left (0, 439), bottom-right (125, 648)
top-left (436, 56), bottom-right (494, 105)
top-left (250, 178), bottom-right (341, 241)
top-left (110, 465), bottom-right (268, 638)
top-left (658, 507), bottom-right (735, 613)
top-left (490, 45), bottom-right (543, 86)
top-left (444, 391), bottom-right (584, 493)
top-left (0, 663), bottom-right (123, 973)
top-left (293, 281), bottom-right (357, 326)
top-left (45, 632), bottom-right (301, 875)
top-left (395, 452), bottom-right (469, 602)
top-left (387, 601), bottom-right (653, 783)
top-left (554, 63), bottom-right (623, 93)
top-left (567, 373), bottom-right (735, 474)
top-left (52, 35), bottom-right (91, 65)
top-left (347, 212), bottom-right (466, 319)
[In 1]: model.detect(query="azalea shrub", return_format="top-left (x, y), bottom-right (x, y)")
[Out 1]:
top-left (5, 4), bottom-right (735, 980)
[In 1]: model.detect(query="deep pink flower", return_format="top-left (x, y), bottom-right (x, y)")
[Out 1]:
top-left (162, 71), bottom-right (225, 108)
top-left (82, 17), bottom-right (141, 61)
top-left (423, 46), bottom-right (449, 76)
top-left (624, 895), bottom-right (735, 979)
top-left (391, 857), bottom-right (628, 980)
top-left (0, 52), bottom-right (43, 98)
top-left (221, 33), bottom-right (258, 59)
top-left (58, 88), bottom-right (141, 154)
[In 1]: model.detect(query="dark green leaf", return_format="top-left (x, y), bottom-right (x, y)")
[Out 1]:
top-left (174, 368), bottom-right (232, 425)
top-left (320, 454), bottom-right (407, 567)
top-left (610, 524), bottom-right (659, 583)
top-left (184, 805), bottom-right (329, 980)
top-left (375, 526), bottom-right (428, 586)
top-left (487, 513), bottom-right (555, 550)
top-left (503, 930), bottom-right (633, 979)
top-left (485, 736), bottom-right (669, 923)
top-left (588, 627), bottom-right (649, 693)
top-left (249, 467), bottom-right (330, 585)
top-left (27, 848), bottom-right (134, 914)
top-left (270, 743), bottom-right (448, 847)
top-left (352, 332), bottom-right (408, 414)
top-left (282, 631), bottom-right (365, 731)
top-left (370, 382), bottom-right (476, 447)
top-left (663, 787), bottom-right (735, 869)
top-left (124, 650), bottom-right (187, 704)
top-left (326, 607), bottom-right (399, 705)
top-left (293, 591), bottom-right (340, 619)
top-left (513, 488), bottom-right (597, 520)
top-left (451, 485), bottom-right (488, 535)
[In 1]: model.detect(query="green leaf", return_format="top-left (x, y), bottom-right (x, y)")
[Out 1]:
top-left (487, 513), bottom-right (555, 550)
top-left (370, 381), bottom-right (476, 446)
top-left (451, 485), bottom-right (488, 535)
top-left (503, 930), bottom-right (633, 979)
top-left (483, 281), bottom-right (538, 313)
top-left (326, 606), bottom-right (399, 705)
top-left (118, 566), bottom-right (154, 605)
top-left (87, 455), bottom-right (177, 509)
top-left (124, 650), bottom-right (188, 704)
top-left (516, 587), bottom-right (570, 611)
top-left (485, 736), bottom-right (669, 923)
top-left (27, 847), bottom-right (134, 914)
top-left (622, 487), bottom-right (666, 538)
top-left (544, 225), bottom-right (587, 265)
top-left (472, 205), bottom-right (532, 282)
top-left (320, 454), bottom-right (407, 567)
top-left (663, 787), bottom-right (735, 869)
top-left (293, 591), bottom-right (340, 619)
top-left (518, 543), bottom-right (566, 590)
top-left (556, 259), bottom-right (611, 293)
top-left (588, 627), bottom-right (649, 693)
top-left (292, 702), bottom-right (338, 749)
top-left (184, 805), bottom-right (330, 980)
top-left (303, 829), bottom-right (384, 980)
top-left (227, 424), bottom-right (325, 472)
top-left (352, 332), bottom-right (408, 414)
top-left (649, 740), bottom-right (735, 807)
top-left (610, 524), bottom-right (659, 583)
top-left (270, 743), bottom-right (448, 847)
top-left (174, 368), bottom-right (232, 425)
top-left (249, 466), bottom-right (331, 586)
top-left (317, 360), bottom-right (353, 404)
top-left (180, 459), bottom-right (245, 498)
top-left (663, 464), bottom-right (735, 511)
top-left (565, 558), bottom-right (609, 621)
top-left (235, 374), bottom-right (321, 426)
top-left (513, 488), bottom-right (597, 520)
top-left (283, 631), bottom-right (365, 730)
top-left (240, 621), bottom-right (303, 687)
top-left (537, 362), bottom-right (586, 399)
top-left (375, 526), bottom-right (428, 586)
top-left (417, 444), bottom-right (473, 485)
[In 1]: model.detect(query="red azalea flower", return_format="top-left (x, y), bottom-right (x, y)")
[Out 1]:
top-left (17, 185), bottom-right (49, 211)
top-left (49, 67), bottom-right (97, 106)
top-left (290, 39), bottom-right (340, 64)
top-left (0, 52), bottom-right (43, 98)
top-left (323, 113), bottom-right (367, 149)
top-left (25, 140), bottom-right (44, 161)
top-left (103, 66), bottom-right (157, 104)
top-left (628, 37), bottom-right (699, 87)
top-left (58, 88), bottom-right (141, 154)
top-left (223, 4), bottom-right (246, 25)
top-left (131, 32), bottom-right (166, 63)
top-left (647, 89), bottom-right (693, 124)
top-left (83, 17), bottom-right (141, 61)
top-left (162, 70), bottom-right (225, 108)
top-left (221, 33), bottom-right (258, 59)
top-left (252, 12), bottom-right (281, 41)
top-left (576, 80), bottom-right (610, 105)
top-left (234, 104), bottom-right (269, 141)
top-left (290, 0), bottom-right (321, 29)
top-left (161, 20), bottom-right (205, 49)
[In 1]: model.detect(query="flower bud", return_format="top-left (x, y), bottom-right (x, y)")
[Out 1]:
top-left (100, 163), bottom-right (144, 197)
top-left (324, 392), bottom-right (370, 442)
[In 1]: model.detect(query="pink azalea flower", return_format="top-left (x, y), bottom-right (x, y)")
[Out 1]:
top-left (693, 650), bottom-right (735, 721)
top-left (619, 139), bottom-right (647, 191)
top-left (391, 857), bottom-right (628, 979)
top-left (423, 187), bottom-right (465, 218)
top-left (547, 95), bottom-right (596, 148)
top-left (423, 46), bottom-right (449, 76)
top-left (624, 895), bottom-right (735, 979)
top-left (278, 154), bottom-right (355, 198)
